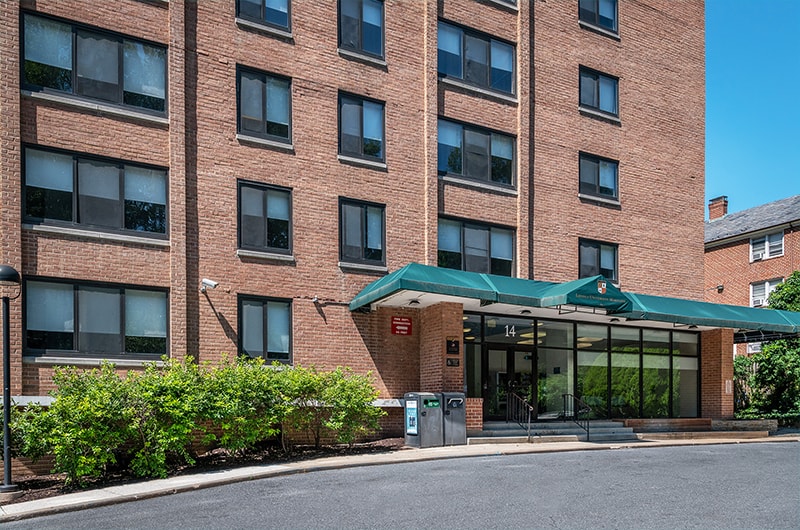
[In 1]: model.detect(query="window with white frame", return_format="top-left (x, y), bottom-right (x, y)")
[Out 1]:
top-left (23, 14), bottom-right (167, 113)
top-left (239, 296), bottom-right (291, 362)
top-left (750, 279), bottom-right (782, 307)
top-left (746, 342), bottom-right (762, 354)
top-left (24, 146), bottom-right (168, 236)
top-left (25, 279), bottom-right (168, 358)
top-left (750, 231), bottom-right (783, 261)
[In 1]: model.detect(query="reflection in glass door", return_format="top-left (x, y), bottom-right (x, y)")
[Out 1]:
top-left (484, 347), bottom-right (534, 419)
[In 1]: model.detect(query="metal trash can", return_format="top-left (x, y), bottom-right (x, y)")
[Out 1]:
top-left (404, 392), bottom-right (443, 448)
top-left (441, 392), bottom-right (467, 446)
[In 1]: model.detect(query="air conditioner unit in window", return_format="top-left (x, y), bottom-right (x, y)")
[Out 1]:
top-left (752, 298), bottom-right (764, 307)
top-left (752, 252), bottom-right (764, 261)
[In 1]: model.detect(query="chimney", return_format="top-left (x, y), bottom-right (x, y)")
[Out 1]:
top-left (708, 196), bottom-right (728, 220)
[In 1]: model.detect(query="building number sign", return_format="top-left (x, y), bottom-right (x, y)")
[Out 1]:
top-left (505, 325), bottom-right (516, 337)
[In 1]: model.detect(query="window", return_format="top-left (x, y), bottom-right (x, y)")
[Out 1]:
top-left (580, 67), bottom-right (618, 117)
top-left (747, 342), bottom-right (762, 354)
top-left (579, 0), bottom-right (618, 33)
top-left (239, 297), bottom-right (291, 362)
top-left (579, 152), bottom-right (618, 200)
top-left (238, 182), bottom-right (291, 253)
top-left (25, 280), bottom-right (167, 358)
top-left (339, 0), bottom-right (384, 59)
top-left (339, 94), bottom-right (385, 162)
top-left (340, 199), bottom-right (385, 266)
top-left (750, 232), bottom-right (784, 261)
top-left (438, 219), bottom-right (514, 276)
top-left (24, 147), bottom-right (167, 236)
top-left (751, 279), bottom-right (782, 307)
top-left (237, 67), bottom-right (291, 142)
top-left (579, 239), bottom-right (617, 281)
top-left (438, 119), bottom-right (515, 186)
top-left (237, 0), bottom-right (290, 31)
top-left (23, 14), bottom-right (167, 113)
top-left (437, 22), bottom-right (515, 95)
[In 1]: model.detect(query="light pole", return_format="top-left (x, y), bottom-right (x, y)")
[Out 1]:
top-left (0, 264), bottom-right (20, 494)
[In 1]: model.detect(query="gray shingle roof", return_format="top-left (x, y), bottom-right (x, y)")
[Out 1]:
top-left (705, 194), bottom-right (800, 244)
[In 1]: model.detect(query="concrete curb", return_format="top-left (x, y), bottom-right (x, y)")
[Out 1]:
top-left (2, 435), bottom-right (798, 522)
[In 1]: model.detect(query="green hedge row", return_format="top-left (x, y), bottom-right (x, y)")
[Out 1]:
top-left (5, 358), bottom-right (385, 486)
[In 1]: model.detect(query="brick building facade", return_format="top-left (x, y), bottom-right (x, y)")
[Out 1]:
top-left (5, 0), bottom-right (765, 443)
top-left (705, 195), bottom-right (800, 355)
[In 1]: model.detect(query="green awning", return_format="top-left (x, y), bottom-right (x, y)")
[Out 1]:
top-left (618, 292), bottom-right (800, 334)
top-left (349, 262), bottom-right (800, 336)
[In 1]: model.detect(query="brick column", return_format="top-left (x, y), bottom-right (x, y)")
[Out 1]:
top-left (419, 302), bottom-right (464, 392)
top-left (700, 328), bottom-right (734, 419)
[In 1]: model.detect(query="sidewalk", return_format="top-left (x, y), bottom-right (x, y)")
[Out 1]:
top-left (2, 433), bottom-right (798, 522)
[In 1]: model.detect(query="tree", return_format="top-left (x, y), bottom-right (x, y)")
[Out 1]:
top-left (739, 270), bottom-right (800, 423)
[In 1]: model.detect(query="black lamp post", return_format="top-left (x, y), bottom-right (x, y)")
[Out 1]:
top-left (0, 264), bottom-right (20, 494)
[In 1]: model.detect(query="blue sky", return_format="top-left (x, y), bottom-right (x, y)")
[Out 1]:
top-left (705, 0), bottom-right (799, 217)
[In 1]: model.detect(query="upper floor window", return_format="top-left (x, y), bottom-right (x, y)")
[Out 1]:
top-left (339, 0), bottom-right (384, 59)
top-left (438, 218), bottom-right (514, 276)
top-left (579, 152), bottom-right (618, 200)
top-left (24, 147), bottom-right (167, 236)
top-left (751, 279), bottom-right (782, 307)
top-left (23, 14), bottom-right (167, 113)
top-left (340, 199), bottom-right (385, 266)
top-left (750, 232), bottom-right (783, 261)
top-left (238, 181), bottom-right (291, 254)
top-left (438, 119), bottom-right (515, 186)
top-left (25, 279), bottom-right (168, 359)
top-left (579, 0), bottom-right (618, 33)
top-left (237, 67), bottom-right (291, 142)
top-left (237, 0), bottom-right (290, 31)
top-left (580, 67), bottom-right (618, 117)
top-left (239, 296), bottom-right (292, 362)
top-left (339, 93), bottom-right (385, 162)
top-left (579, 239), bottom-right (617, 281)
top-left (437, 22), bottom-right (515, 95)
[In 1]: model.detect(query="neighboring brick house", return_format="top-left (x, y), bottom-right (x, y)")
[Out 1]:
top-left (705, 195), bottom-right (800, 355)
top-left (7, 0), bottom-right (793, 445)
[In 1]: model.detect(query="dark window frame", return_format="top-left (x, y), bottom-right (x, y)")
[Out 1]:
top-left (578, 0), bottom-right (618, 34)
top-left (22, 277), bottom-right (169, 360)
top-left (237, 295), bottom-right (293, 363)
top-left (579, 238), bottom-right (618, 282)
top-left (338, 92), bottom-right (386, 162)
top-left (236, 0), bottom-right (292, 32)
top-left (237, 180), bottom-right (293, 254)
top-left (437, 217), bottom-right (515, 277)
top-left (338, 0), bottom-right (385, 59)
top-left (437, 20), bottom-right (516, 95)
top-left (22, 144), bottom-right (169, 238)
top-left (579, 151), bottom-right (619, 200)
top-left (339, 197), bottom-right (386, 266)
top-left (236, 65), bottom-right (292, 143)
top-left (579, 66), bottom-right (619, 118)
top-left (21, 12), bottom-right (168, 115)
top-left (437, 118), bottom-right (516, 187)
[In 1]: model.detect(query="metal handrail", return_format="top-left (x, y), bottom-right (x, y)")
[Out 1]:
top-left (507, 390), bottom-right (535, 442)
top-left (562, 393), bottom-right (592, 441)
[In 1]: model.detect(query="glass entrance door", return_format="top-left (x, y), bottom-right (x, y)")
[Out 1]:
top-left (483, 346), bottom-right (534, 419)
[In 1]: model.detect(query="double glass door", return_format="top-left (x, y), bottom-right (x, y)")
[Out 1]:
top-left (484, 346), bottom-right (533, 419)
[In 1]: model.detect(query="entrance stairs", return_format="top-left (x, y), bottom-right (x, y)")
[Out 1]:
top-left (468, 420), bottom-right (638, 444)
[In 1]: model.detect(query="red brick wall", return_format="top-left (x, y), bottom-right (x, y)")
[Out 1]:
top-left (466, 397), bottom-right (483, 432)
top-left (700, 328), bottom-right (734, 419)
top-left (419, 302), bottom-right (464, 392)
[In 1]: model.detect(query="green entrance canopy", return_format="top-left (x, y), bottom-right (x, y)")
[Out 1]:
top-left (349, 263), bottom-right (800, 337)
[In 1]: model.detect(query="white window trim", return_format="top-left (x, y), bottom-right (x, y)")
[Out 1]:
top-left (750, 231), bottom-right (784, 262)
top-left (750, 278), bottom-right (783, 307)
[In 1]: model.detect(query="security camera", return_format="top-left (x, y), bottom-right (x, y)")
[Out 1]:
top-left (200, 278), bottom-right (219, 292)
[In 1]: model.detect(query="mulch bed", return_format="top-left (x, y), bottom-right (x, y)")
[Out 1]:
top-left (5, 437), bottom-right (406, 506)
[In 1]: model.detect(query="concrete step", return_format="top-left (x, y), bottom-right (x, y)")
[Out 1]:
top-left (468, 434), bottom-right (580, 445)
top-left (637, 430), bottom-right (769, 440)
top-left (472, 420), bottom-right (637, 443)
